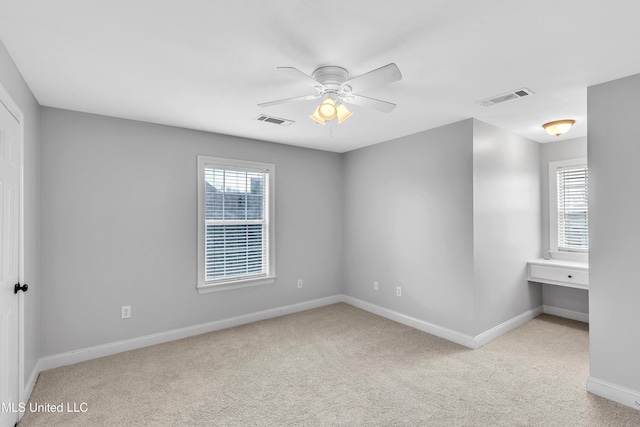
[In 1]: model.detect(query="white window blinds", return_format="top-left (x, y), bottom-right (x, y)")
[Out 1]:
top-left (204, 165), bottom-right (269, 283)
top-left (557, 165), bottom-right (588, 252)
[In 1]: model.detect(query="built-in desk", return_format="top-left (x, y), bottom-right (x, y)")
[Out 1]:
top-left (527, 258), bottom-right (589, 290)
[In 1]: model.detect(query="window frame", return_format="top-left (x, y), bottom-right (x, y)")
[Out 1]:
top-left (197, 156), bottom-right (276, 293)
top-left (548, 157), bottom-right (588, 262)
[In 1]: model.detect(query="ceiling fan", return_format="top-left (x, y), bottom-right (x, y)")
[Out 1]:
top-left (258, 63), bottom-right (402, 125)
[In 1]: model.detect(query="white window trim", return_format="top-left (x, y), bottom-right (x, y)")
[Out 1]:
top-left (548, 157), bottom-right (588, 262)
top-left (197, 156), bottom-right (276, 293)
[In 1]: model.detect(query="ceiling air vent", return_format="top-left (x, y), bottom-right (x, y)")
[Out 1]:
top-left (479, 88), bottom-right (534, 106)
top-left (255, 114), bottom-right (294, 126)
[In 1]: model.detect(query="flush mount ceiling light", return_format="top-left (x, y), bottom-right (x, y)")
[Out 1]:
top-left (309, 98), bottom-right (353, 125)
top-left (543, 119), bottom-right (575, 137)
top-left (258, 63), bottom-right (401, 125)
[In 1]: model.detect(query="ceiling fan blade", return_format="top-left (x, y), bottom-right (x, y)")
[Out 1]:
top-left (258, 93), bottom-right (322, 108)
top-left (277, 67), bottom-right (326, 90)
top-left (342, 63), bottom-right (402, 94)
top-left (342, 94), bottom-right (396, 113)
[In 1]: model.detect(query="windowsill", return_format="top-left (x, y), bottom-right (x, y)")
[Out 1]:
top-left (197, 276), bottom-right (277, 294)
top-left (548, 250), bottom-right (588, 263)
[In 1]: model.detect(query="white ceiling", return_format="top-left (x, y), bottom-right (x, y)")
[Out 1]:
top-left (1, 1), bottom-right (640, 153)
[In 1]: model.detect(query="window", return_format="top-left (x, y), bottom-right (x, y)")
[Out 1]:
top-left (549, 158), bottom-right (588, 260)
top-left (197, 156), bottom-right (276, 292)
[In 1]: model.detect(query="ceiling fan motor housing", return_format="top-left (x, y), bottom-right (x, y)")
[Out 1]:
top-left (312, 66), bottom-right (349, 94)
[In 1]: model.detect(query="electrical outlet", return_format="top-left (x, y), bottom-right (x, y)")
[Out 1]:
top-left (396, 286), bottom-right (402, 297)
top-left (121, 305), bottom-right (131, 319)
top-left (297, 279), bottom-right (303, 288)
top-left (374, 281), bottom-right (379, 291)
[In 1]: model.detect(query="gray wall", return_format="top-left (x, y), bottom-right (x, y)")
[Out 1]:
top-left (343, 119), bottom-right (543, 338)
top-left (472, 120), bottom-right (542, 335)
top-left (588, 73), bottom-right (640, 392)
top-left (539, 137), bottom-right (589, 315)
top-left (0, 40), bottom-right (41, 388)
top-left (40, 108), bottom-right (344, 356)
top-left (343, 120), bottom-right (476, 335)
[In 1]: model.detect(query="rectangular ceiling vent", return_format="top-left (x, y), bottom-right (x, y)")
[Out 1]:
top-left (479, 88), bottom-right (534, 107)
top-left (255, 115), bottom-right (294, 126)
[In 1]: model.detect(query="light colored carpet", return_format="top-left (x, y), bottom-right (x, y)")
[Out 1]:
top-left (18, 303), bottom-right (640, 426)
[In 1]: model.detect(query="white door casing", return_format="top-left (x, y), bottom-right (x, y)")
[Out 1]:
top-left (0, 87), bottom-right (23, 427)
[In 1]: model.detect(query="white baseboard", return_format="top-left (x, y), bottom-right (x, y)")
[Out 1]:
top-left (587, 376), bottom-right (640, 411)
top-left (474, 306), bottom-right (544, 348)
top-left (35, 296), bottom-right (549, 377)
top-left (343, 296), bottom-right (544, 350)
top-left (29, 294), bottom-right (639, 414)
top-left (543, 305), bottom-right (589, 323)
top-left (18, 361), bottom-right (42, 421)
top-left (38, 295), bottom-right (342, 372)
top-left (23, 360), bottom-right (40, 400)
top-left (342, 296), bottom-right (477, 349)
top-left (36, 295), bottom-right (541, 376)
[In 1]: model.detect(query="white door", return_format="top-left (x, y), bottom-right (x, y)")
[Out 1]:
top-left (0, 98), bottom-right (21, 427)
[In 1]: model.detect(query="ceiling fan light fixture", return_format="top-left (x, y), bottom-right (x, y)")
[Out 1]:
top-left (318, 99), bottom-right (337, 120)
top-left (336, 104), bottom-right (353, 124)
top-left (543, 119), bottom-right (575, 137)
top-left (261, 63), bottom-right (403, 127)
top-left (309, 106), bottom-right (325, 125)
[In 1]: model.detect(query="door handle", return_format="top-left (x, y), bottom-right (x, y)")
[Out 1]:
top-left (14, 283), bottom-right (28, 294)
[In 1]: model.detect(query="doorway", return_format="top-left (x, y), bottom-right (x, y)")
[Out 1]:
top-left (0, 85), bottom-right (24, 427)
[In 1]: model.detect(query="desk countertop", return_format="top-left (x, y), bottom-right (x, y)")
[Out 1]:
top-left (527, 258), bottom-right (589, 270)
